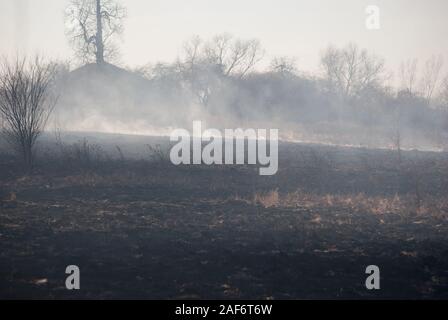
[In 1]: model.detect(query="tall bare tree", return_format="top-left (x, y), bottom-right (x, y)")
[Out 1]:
top-left (181, 34), bottom-right (264, 78)
top-left (0, 57), bottom-right (57, 170)
top-left (178, 34), bottom-right (264, 107)
top-left (399, 58), bottom-right (418, 95)
top-left (420, 55), bottom-right (444, 104)
top-left (204, 34), bottom-right (264, 78)
top-left (177, 36), bottom-right (215, 107)
top-left (320, 43), bottom-right (385, 99)
top-left (65, 0), bottom-right (126, 64)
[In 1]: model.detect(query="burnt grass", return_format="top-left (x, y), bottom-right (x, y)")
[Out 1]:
top-left (1, 141), bottom-right (448, 299)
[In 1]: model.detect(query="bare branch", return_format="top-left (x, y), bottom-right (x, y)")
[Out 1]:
top-left (0, 56), bottom-right (58, 170)
top-left (65, 0), bottom-right (126, 64)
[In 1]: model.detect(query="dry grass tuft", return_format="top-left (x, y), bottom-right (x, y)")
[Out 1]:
top-left (253, 189), bottom-right (280, 208)
top-left (239, 189), bottom-right (448, 218)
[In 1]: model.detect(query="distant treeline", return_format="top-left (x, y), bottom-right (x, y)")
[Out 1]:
top-left (54, 36), bottom-right (448, 149)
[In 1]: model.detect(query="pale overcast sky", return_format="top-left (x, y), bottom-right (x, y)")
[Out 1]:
top-left (0, 0), bottom-right (447, 75)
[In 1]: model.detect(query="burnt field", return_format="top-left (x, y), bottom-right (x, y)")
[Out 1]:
top-left (1, 136), bottom-right (448, 299)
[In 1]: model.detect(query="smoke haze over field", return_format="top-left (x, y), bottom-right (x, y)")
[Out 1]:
top-left (1, 0), bottom-right (448, 150)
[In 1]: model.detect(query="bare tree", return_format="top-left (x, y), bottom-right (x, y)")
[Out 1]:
top-left (420, 55), bottom-right (444, 105)
top-left (320, 43), bottom-right (385, 99)
top-left (204, 34), bottom-right (264, 78)
top-left (65, 0), bottom-right (126, 64)
top-left (178, 34), bottom-right (264, 107)
top-left (177, 36), bottom-right (217, 107)
top-left (0, 57), bottom-right (57, 170)
top-left (180, 34), bottom-right (264, 78)
top-left (182, 36), bottom-right (203, 71)
top-left (399, 58), bottom-right (418, 95)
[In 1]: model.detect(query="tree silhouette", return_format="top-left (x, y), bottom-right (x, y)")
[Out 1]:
top-left (65, 0), bottom-right (126, 64)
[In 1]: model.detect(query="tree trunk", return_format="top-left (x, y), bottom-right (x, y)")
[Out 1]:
top-left (96, 0), bottom-right (104, 64)
top-left (22, 138), bottom-right (33, 173)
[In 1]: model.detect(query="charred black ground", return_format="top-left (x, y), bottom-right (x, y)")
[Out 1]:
top-left (1, 138), bottom-right (448, 299)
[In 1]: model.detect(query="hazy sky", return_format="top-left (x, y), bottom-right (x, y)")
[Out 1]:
top-left (0, 0), bottom-right (447, 76)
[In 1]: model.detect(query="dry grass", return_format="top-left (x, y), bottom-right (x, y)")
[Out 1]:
top-left (252, 189), bottom-right (280, 208)
top-left (241, 189), bottom-right (448, 218)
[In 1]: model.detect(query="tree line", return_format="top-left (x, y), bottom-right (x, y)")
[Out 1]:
top-left (1, 0), bottom-right (447, 171)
